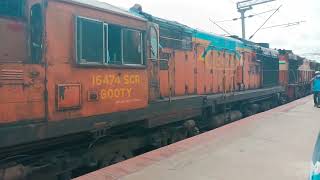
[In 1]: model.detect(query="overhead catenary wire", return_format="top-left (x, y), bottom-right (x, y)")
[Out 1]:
top-left (249, 5), bottom-right (282, 39)
top-left (209, 18), bottom-right (232, 36)
top-left (214, 8), bottom-right (278, 23)
top-left (261, 21), bottom-right (306, 30)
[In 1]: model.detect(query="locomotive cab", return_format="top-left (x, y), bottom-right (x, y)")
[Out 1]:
top-left (0, 1), bottom-right (163, 179)
top-left (0, 0), bottom-right (160, 142)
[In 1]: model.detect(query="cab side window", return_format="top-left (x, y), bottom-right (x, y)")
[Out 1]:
top-left (108, 25), bottom-right (122, 64)
top-left (76, 18), bottom-right (104, 64)
top-left (76, 16), bottom-right (144, 66)
top-left (0, 0), bottom-right (24, 18)
top-left (122, 29), bottom-right (143, 65)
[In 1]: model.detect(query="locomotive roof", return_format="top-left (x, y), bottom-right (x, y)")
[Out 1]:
top-left (156, 17), bottom-right (244, 45)
top-left (146, 15), bottom-right (247, 52)
top-left (288, 53), bottom-right (302, 61)
top-left (255, 46), bottom-right (279, 58)
top-left (228, 36), bottom-right (280, 57)
top-left (56, 0), bottom-right (146, 21)
top-left (194, 31), bottom-right (246, 53)
top-left (130, 4), bottom-right (284, 57)
top-left (145, 15), bottom-right (195, 34)
top-left (132, 5), bottom-right (255, 55)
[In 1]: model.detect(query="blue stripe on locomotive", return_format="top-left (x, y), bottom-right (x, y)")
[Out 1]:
top-left (193, 31), bottom-right (249, 59)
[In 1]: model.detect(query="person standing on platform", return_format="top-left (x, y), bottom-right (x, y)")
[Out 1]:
top-left (311, 71), bottom-right (320, 107)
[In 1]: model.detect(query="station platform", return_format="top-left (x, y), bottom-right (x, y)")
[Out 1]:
top-left (74, 96), bottom-right (320, 180)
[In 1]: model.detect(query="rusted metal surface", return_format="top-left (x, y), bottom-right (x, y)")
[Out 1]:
top-left (0, 0), bottom-right (315, 126)
top-left (0, 18), bottom-right (27, 63)
top-left (44, 0), bottom-right (149, 122)
top-left (0, 0), bottom-right (149, 124)
top-left (0, 1), bottom-right (318, 179)
top-left (278, 50), bottom-right (314, 100)
top-left (147, 23), bottom-right (160, 101)
top-left (0, 64), bottom-right (45, 123)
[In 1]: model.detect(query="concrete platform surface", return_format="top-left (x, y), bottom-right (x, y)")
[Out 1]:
top-left (74, 96), bottom-right (320, 180)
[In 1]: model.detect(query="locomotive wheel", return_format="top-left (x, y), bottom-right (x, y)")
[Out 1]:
top-left (168, 121), bottom-right (199, 144)
top-left (150, 129), bottom-right (170, 148)
top-left (188, 127), bottom-right (200, 137)
top-left (110, 151), bottom-right (133, 165)
top-left (169, 129), bottom-right (188, 144)
top-left (169, 128), bottom-right (199, 144)
top-left (99, 151), bottom-right (133, 168)
top-left (183, 120), bottom-right (199, 137)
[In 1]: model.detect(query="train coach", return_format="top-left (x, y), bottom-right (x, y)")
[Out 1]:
top-left (0, 0), bottom-right (317, 179)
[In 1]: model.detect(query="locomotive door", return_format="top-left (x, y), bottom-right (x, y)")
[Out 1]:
top-left (0, 2), bottom-right (46, 123)
top-left (147, 23), bottom-right (160, 101)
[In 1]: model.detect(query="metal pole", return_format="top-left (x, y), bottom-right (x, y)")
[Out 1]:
top-left (237, 0), bottom-right (276, 39)
top-left (240, 10), bottom-right (246, 39)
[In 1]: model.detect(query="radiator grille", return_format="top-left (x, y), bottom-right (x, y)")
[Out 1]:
top-left (0, 69), bottom-right (24, 81)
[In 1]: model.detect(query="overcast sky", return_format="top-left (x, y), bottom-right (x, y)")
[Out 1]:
top-left (101, 0), bottom-right (320, 61)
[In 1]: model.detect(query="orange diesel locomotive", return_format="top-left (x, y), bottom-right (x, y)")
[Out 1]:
top-left (0, 1), bottom-right (318, 179)
top-left (278, 50), bottom-right (315, 101)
